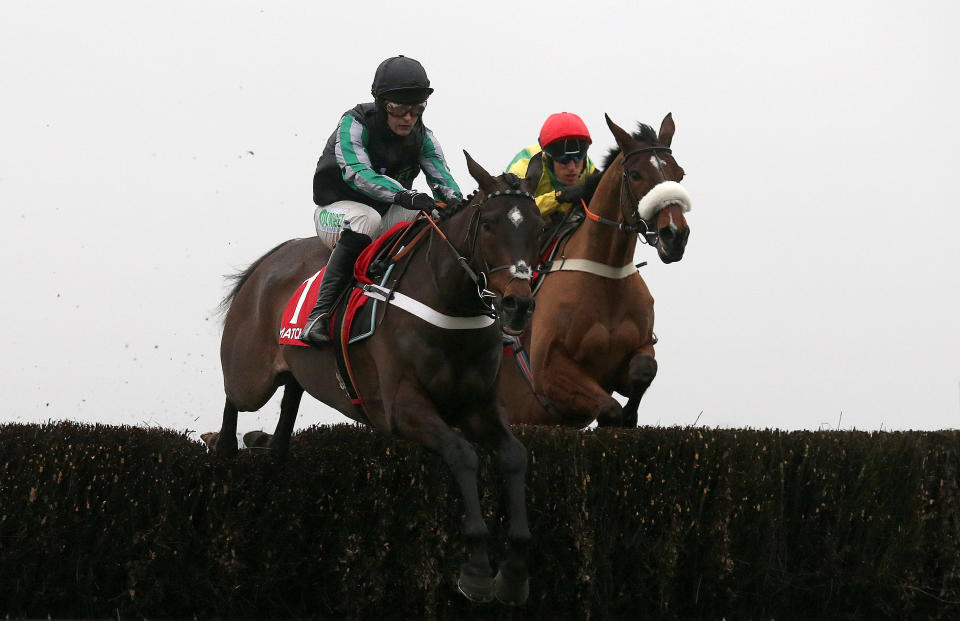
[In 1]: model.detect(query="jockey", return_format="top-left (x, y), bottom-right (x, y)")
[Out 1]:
top-left (302, 55), bottom-right (463, 347)
top-left (505, 112), bottom-right (600, 224)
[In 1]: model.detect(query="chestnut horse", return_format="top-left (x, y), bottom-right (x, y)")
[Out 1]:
top-left (214, 153), bottom-right (544, 604)
top-left (499, 113), bottom-right (691, 428)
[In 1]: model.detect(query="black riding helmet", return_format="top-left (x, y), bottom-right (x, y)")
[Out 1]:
top-left (371, 55), bottom-right (434, 104)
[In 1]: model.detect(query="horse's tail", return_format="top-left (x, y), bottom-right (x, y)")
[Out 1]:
top-left (218, 240), bottom-right (296, 321)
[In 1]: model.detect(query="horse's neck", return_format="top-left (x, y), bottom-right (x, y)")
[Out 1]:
top-left (405, 212), bottom-right (478, 307)
top-left (565, 162), bottom-right (638, 266)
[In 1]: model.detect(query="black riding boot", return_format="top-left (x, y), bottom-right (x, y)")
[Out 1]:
top-left (301, 229), bottom-right (372, 347)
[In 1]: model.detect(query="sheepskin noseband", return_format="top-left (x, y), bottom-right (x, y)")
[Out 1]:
top-left (637, 181), bottom-right (692, 221)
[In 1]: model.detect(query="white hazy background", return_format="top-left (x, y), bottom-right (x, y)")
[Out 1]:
top-left (2, 1), bottom-right (958, 439)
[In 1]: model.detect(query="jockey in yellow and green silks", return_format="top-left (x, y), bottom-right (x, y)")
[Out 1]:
top-left (505, 112), bottom-right (598, 222)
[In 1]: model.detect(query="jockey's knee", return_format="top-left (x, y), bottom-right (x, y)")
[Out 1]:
top-left (342, 215), bottom-right (381, 240)
top-left (314, 201), bottom-right (381, 248)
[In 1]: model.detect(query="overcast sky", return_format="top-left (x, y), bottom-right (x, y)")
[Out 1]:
top-left (2, 1), bottom-right (958, 439)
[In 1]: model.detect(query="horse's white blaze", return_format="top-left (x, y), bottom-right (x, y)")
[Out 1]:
top-left (510, 261), bottom-right (532, 280)
top-left (508, 205), bottom-right (524, 228)
top-left (665, 210), bottom-right (677, 230)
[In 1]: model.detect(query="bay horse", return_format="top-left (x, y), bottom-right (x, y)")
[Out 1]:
top-left (214, 153), bottom-right (544, 605)
top-left (499, 113), bottom-right (691, 428)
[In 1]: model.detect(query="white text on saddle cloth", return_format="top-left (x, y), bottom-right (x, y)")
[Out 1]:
top-left (278, 270), bottom-right (323, 346)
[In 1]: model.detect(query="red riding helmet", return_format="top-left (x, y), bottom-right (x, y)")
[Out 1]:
top-left (538, 112), bottom-right (592, 149)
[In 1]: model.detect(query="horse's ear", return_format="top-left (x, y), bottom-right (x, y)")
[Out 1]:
top-left (521, 152), bottom-right (544, 196)
top-left (605, 113), bottom-right (633, 151)
top-left (464, 150), bottom-right (498, 193)
top-left (659, 112), bottom-right (676, 148)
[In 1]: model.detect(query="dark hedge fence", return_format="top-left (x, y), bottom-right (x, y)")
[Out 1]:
top-left (1, 422), bottom-right (959, 620)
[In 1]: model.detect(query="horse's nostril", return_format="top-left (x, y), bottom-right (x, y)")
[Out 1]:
top-left (502, 296), bottom-right (518, 312)
top-left (659, 227), bottom-right (675, 241)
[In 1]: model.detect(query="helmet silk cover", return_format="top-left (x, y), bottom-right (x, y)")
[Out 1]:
top-left (371, 55), bottom-right (433, 103)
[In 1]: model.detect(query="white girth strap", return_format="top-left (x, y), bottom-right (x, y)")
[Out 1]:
top-left (546, 258), bottom-right (638, 279)
top-left (362, 284), bottom-right (495, 330)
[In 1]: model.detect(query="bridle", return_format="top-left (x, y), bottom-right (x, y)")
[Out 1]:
top-left (423, 188), bottom-right (536, 316)
top-left (583, 145), bottom-right (674, 246)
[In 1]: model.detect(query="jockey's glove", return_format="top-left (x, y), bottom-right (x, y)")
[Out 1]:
top-left (556, 170), bottom-right (602, 205)
top-left (394, 190), bottom-right (436, 212)
top-left (555, 184), bottom-right (586, 205)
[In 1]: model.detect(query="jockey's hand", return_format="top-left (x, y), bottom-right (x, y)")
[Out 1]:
top-left (394, 190), bottom-right (436, 211)
top-left (555, 184), bottom-right (586, 205)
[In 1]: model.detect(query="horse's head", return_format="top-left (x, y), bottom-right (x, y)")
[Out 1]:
top-left (605, 113), bottom-right (692, 263)
top-left (462, 151), bottom-right (544, 335)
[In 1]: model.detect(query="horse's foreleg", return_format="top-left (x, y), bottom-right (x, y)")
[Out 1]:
top-left (391, 385), bottom-right (494, 602)
top-left (496, 431), bottom-right (530, 543)
top-left (267, 378), bottom-right (304, 459)
top-left (215, 399), bottom-right (239, 458)
top-left (535, 351), bottom-right (622, 427)
top-left (620, 346), bottom-right (657, 428)
top-left (622, 397), bottom-right (640, 428)
top-left (465, 414), bottom-right (531, 606)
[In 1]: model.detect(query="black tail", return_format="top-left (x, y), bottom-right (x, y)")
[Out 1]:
top-left (218, 240), bottom-right (295, 321)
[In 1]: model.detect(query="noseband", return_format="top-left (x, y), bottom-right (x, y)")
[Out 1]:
top-left (583, 145), bottom-right (674, 246)
top-left (425, 188), bottom-right (537, 315)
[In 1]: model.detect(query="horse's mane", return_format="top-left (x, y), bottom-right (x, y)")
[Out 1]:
top-left (218, 239), bottom-right (295, 319)
top-left (600, 123), bottom-right (658, 171)
top-left (437, 190), bottom-right (477, 221)
top-left (566, 123), bottom-right (657, 204)
top-left (436, 172), bottom-right (525, 222)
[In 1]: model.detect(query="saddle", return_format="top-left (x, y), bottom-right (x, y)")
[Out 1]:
top-left (329, 219), bottom-right (428, 405)
top-left (531, 206), bottom-right (585, 294)
top-left (278, 217), bottom-right (431, 413)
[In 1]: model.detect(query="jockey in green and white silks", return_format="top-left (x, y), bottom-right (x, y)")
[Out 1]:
top-left (312, 100), bottom-right (461, 247)
top-left (302, 55), bottom-right (462, 348)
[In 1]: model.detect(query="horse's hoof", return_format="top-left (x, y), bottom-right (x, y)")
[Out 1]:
top-left (200, 432), bottom-right (219, 452)
top-left (243, 430), bottom-right (272, 448)
top-left (595, 405), bottom-right (623, 427)
top-left (457, 565), bottom-right (495, 604)
top-left (494, 568), bottom-right (529, 606)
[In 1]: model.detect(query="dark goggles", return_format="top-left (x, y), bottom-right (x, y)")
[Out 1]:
top-left (384, 100), bottom-right (427, 117)
top-left (549, 150), bottom-right (588, 165)
top-left (544, 138), bottom-right (589, 164)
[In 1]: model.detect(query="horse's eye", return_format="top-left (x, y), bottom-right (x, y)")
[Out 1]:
top-left (629, 170), bottom-right (643, 182)
top-left (480, 220), bottom-right (493, 232)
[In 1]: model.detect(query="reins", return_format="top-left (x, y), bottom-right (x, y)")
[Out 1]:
top-left (420, 187), bottom-right (536, 316)
top-left (584, 145), bottom-right (674, 246)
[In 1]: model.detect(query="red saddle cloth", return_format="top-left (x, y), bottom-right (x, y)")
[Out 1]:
top-left (278, 222), bottom-right (410, 346)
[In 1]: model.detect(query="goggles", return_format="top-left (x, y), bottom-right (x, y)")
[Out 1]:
top-left (543, 138), bottom-right (589, 165)
top-left (384, 100), bottom-right (427, 117)
top-left (549, 150), bottom-right (588, 165)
